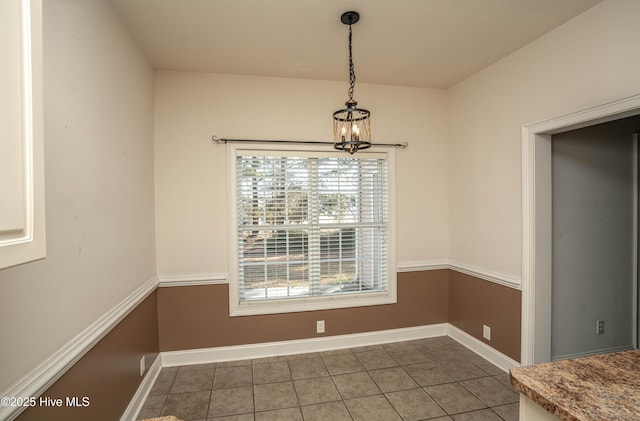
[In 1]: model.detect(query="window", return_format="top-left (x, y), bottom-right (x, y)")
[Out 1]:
top-left (228, 144), bottom-right (396, 316)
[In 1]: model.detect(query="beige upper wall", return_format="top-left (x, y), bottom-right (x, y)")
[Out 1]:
top-left (448, 0), bottom-right (640, 278)
top-left (154, 72), bottom-right (449, 275)
top-left (0, 0), bottom-right (155, 392)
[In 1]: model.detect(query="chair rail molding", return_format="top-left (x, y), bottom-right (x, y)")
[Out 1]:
top-left (158, 262), bottom-right (521, 289)
top-left (157, 272), bottom-right (228, 287)
top-left (0, 275), bottom-right (158, 421)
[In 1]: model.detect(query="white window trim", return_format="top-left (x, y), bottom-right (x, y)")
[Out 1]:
top-left (227, 142), bottom-right (397, 316)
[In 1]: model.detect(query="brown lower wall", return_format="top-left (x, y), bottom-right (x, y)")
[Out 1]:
top-left (16, 290), bottom-right (159, 421)
top-left (449, 270), bottom-right (522, 362)
top-left (13, 269), bottom-right (522, 421)
top-left (157, 270), bottom-right (450, 351)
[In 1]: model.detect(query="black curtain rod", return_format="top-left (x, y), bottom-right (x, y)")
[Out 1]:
top-left (211, 136), bottom-right (408, 149)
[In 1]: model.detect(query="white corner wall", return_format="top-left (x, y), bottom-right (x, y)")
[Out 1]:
top-left (154, 72), bottom-right (449, 276)
top-left (0, 0), bottom-right (155, 393)
top-left (448, 0), bottom-right (640, 279)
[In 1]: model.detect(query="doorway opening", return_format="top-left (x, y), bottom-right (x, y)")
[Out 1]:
top-left (521, 94), bottom-right (640, 365)
top-left (550, 117), bottom-right (639, 361)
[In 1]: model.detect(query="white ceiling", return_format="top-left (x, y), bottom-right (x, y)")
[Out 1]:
top-left (111, 0), bottom-right (602, 89)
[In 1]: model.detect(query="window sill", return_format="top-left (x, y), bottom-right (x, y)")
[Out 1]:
top-left (229, 288), bottom-right (397, 317)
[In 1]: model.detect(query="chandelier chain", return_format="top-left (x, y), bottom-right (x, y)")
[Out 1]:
top-left (348, 24), bottom-right (355, 101)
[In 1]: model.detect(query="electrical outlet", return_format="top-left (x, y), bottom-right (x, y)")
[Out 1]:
top-left (316, 320), bottom-right (325, 334)
top-left (597, 320), bottom-right (605, 335)
top-left (139, 356), bottom-right (145, 376)
top-left (482, 324), bottom-right (491, 341)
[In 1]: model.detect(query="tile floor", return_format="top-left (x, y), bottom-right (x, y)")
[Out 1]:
top-left (137, 336), bottom-right (519, 421)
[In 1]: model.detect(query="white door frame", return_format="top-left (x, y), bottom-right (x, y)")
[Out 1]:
top-left (521, 94), bottom-right (640, 365)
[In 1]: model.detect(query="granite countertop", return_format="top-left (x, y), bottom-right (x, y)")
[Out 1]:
top-left (509, 350), bottom-right (640, 421)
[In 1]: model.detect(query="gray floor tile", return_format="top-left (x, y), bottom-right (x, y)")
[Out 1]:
top-left (387, 348), bottom-right (432, 365)
top-left (403, 361), bottom-right (456, 386)
top-left (491, 403), bottom-right (519, 421)
top-left (424, 342), bottom-right (473, 362)
top-left (452, 409), bottom-right (504, 421)
top-left (344, 394), bottom-right (403, 421)
top-left (386, 388), bottom-right (446, 421)
top-left (322, 353), bottom-right (365, 375)
top-left (137, 394), bottom-right (166, 419)
top-left (332, 371), bottom-right (381, 399)
top-left (252, 361), bottom-right (291, 384)
top-left (426, 382), bottom-right (486, 415)
top-left (439, 359), bottom-right (488, 381)
top-left (461, 377), bottom-right (519, 407)
top-left (300, 401), bottom-right (353, 421)
top-left (140, 337), bottom-right (520, 421)
top-left (171, 367), bottom-right (215, 393)
top-left (254, 407), bottom-right (303, 421)
top-left (383, 341), bottom-right (431, 365)
top-left (253, 381), bottom-right (299, 412)
top-left (492, 373), bottom-right (516, 391)
top-left (213, 365), bottom-right (253, 389)
top-left (208, 386), bottom-right (254, 418)
top-left (368, 367), bottom-right (418, 392)
top-left (207, 414), bottom-right (254, 421)
top-left (468, 355), bottom-right (504, 376)
top-left (293, 377), bottom-right (341, 406)
top-left (149, 370), bottom-right (177, 396)
top-left (354, 349), bottom-right (398, 370)
top-left (216, 359), bottom-right (252, 368)
top-left (161, 390), bottom-right (211, 420)
top-left (288, 357), bottom-right (329, 380)
top-left (381, 342), bottom-right (420, 352)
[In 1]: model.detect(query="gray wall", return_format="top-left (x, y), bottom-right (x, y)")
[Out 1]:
top-left (551, 116), bottom-right (640, 360)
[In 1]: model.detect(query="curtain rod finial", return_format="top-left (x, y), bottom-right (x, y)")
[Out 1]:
top-left (212, 135), bottom-right (226, 144)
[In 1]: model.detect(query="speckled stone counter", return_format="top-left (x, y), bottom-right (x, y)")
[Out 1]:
top-left (510, 350), bottom-right (640, 421)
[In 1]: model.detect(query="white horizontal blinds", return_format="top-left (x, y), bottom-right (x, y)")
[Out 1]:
top-left (237, 155), bottom-right (311, 300)
top-left (236, 152), bottom-right (388, 302)
top-left (315, 157), bottom-right (388, 295)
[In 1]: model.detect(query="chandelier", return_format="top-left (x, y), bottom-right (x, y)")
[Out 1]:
top-left (333, 11), bottom-right (371, 154)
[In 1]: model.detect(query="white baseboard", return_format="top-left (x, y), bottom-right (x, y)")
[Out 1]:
top-left (161, 324), bottom-right (448, 367)
top-left (121, 322), bottom-right (519, 420)
top-left (0, 275), bottom-right (158, 421)
top-left (447, 324), bottom-right (520, 372)
top-left (120, 354), bottom-right (162, 421)
top-left (160, 323), bottom-right (520, 373)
